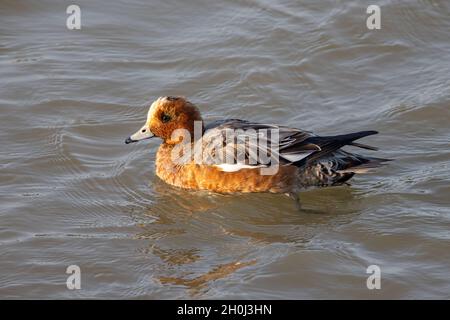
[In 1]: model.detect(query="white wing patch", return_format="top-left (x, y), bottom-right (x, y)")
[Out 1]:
top-left (214, 163), bottom-right (264, 172)
top-left (281, 152), bottom-right (313, 163)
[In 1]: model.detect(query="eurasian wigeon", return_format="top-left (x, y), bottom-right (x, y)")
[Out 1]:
top-left (125, 96), bottom-right (390, 196)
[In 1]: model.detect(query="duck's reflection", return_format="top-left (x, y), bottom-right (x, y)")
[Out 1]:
top-left (159, 260), bottom-right (257, 297)
top-left (151, 246), bottom-right (201, 266)
top-left (132, 180), bottom-right (362, 297)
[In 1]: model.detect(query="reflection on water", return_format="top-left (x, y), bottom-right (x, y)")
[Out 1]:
top-left (1, 0), bottom-right (449, 298)
top-left (159, 260), bottom-right (257, 297)
top-left (128, 186), bottom-right (362, 296)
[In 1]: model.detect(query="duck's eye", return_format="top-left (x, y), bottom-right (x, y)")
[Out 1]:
top-left (161, 113), bottom-right (171, 123)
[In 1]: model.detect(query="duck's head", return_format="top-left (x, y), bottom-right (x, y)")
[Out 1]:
top-left (125, 96), bottom-right (202, 145)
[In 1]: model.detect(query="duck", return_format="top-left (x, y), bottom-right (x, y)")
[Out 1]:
top-left (125, 96), bottom-right (390, 197)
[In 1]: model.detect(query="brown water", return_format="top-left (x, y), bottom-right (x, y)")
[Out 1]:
top-left (1, 0), bottom-right (449, 299)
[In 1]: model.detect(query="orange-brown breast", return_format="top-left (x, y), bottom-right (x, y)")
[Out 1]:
top-left (155, 143), bottom-right (298, 193)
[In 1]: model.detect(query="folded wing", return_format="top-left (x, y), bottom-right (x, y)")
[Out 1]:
top-left (198, 119), bottom-right (319, 171)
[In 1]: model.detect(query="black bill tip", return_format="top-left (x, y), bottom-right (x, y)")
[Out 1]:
top-left (125, 137), bottom-right (136, 144)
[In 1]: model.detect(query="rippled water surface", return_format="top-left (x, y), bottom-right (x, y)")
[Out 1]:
top-left (1, 0), bottom-right (449, 299)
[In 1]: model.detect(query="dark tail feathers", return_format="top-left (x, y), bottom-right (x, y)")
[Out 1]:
top-left (295, 130), bottom-right (382, 167)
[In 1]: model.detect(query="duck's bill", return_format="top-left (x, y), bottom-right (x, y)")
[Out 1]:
top-left (125, 125), bottom-right (154, 144)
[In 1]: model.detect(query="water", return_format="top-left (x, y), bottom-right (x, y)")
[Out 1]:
top-left (1, 0), bottom-right (449, 299)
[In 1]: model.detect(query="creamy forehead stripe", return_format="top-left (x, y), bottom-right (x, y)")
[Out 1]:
top-left (147, 97), bottom-right (163, 121)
